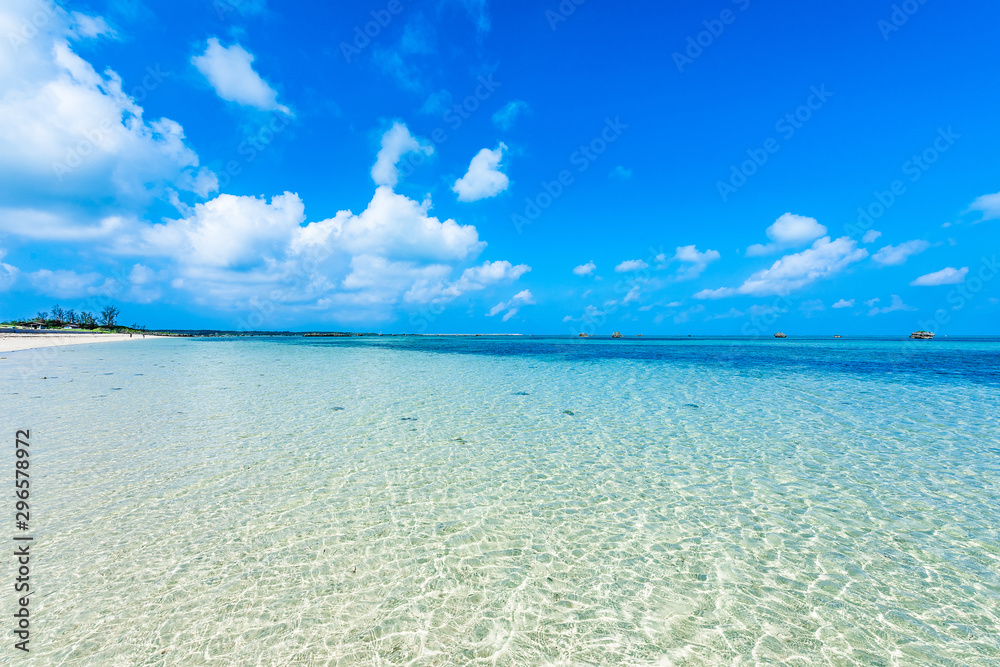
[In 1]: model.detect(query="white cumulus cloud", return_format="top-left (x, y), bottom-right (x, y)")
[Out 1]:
top-left (142, 192), bottom-right (305, 268)
top-left (453, 143), bottom-right (509, 202)
top-left (0, 1), bottom-right (211, 207)
top-left (832, 298), bottom-right (854, 308)
top-left (405, 260), bottom-right (530, 304)
top-left (113, 121), bottom-right (524, 318)
top-left (573, 261), bottom-right (596, 276)
top-left (746, 213), bottom-right (827, 256)
top-left (371, 122), bottom-right (434, 188)
top-left (296, 186), bottom-right (484, 262)
top-left (696, 237), bottom-right (867, 298)
top-left (340, 255), bottom-right (451, 303)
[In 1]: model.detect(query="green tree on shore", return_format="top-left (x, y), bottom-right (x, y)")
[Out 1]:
top-left (100, 305), bottom-right (120, 328)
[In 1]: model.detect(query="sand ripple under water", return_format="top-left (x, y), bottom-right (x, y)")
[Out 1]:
top-left (3, 337), bottom-right (998, 665)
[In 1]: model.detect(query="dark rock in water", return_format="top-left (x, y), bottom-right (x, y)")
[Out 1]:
top-left (514, 391), bottom-right (530, 395)
top-left (401, 417), bottom-right (418, 421)
top-left (455, 437), bottom-right (468, 444)
top-left (683, 403), bottom-right (699, 408)
top-left (331, 407), bottom-right (345, 411)
top-left (563, 410), bottom-right (575, 415)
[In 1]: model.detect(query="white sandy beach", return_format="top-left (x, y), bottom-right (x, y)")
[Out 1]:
top-left (0, 332), bottom-right (163, 353)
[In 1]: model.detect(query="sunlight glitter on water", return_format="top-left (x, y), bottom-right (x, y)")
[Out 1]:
top-left (3, 337), bottom-right (998, 664)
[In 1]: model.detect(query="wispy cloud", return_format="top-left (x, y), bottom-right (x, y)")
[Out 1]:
top-left (911, 266), bottom-right (968, 286)
top-left (673, 304), bottom-right (705, 324)
top-left (672, 245), bottom-right (721, 280)
top-left (800, 299), bottom-right (825, 317)
top-left (872, 240), bottom-right (930, 266)
top-left (447, 0), bottom-right (491, 36)
top-left (615, 259), bottom-right (648, 272)
top-left (492, 100), bottom-right (529, 130)
top-left (192, 38), bottom-right (290, 114)
top-left (488, 288), bottom-right (535, 321)
top-left (868, 294), bottom-right (915, 315)
top-left (968, 191), bottom-right (1000, 221)
top-left (608, 165), bottom-right (633, 181)
top-left (706, 307), bottom-right (744, 320)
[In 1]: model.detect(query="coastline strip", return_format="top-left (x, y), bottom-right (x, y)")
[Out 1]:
top-left (0, 333), bottom-right (164, 354)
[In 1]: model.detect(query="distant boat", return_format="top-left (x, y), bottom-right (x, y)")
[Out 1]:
top-left (774, 332), bottom-right (787, 338)
top-left (910, 330), bottom-right (934, 339)
top-left (833, 335), bottom-right (842, 338)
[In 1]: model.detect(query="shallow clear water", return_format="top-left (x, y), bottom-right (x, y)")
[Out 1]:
top-left (3, 336), bottom-right (999, 665)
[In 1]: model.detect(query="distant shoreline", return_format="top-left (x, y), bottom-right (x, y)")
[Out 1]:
top-left (5, 327), bottom-right (995, 345)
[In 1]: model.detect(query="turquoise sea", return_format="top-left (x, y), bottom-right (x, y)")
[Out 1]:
top-left (3, 336), bottom-right (999, 665)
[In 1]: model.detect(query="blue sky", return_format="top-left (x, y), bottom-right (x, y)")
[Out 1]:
top-left (0, 0), bottom-right (998, 333)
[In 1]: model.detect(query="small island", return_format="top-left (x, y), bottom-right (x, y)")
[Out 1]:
top-left (774, 332), bottom-right (787, 338)
top-left (910, 330), bottom-right (935, 339)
